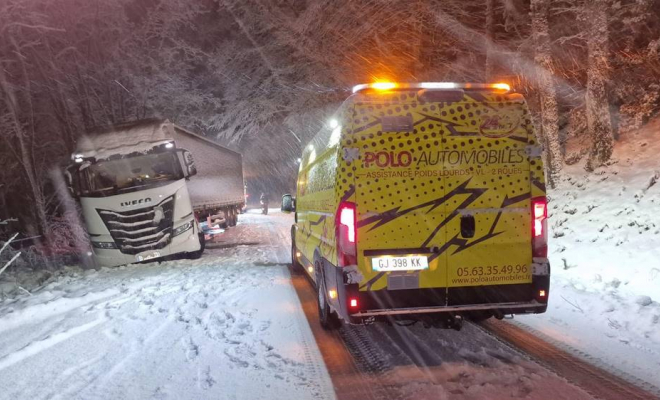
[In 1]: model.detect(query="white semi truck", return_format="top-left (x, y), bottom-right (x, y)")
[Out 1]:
top-left (66, 119), bottom-right (244, 267)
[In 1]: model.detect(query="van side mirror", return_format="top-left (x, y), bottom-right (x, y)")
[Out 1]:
top-left (281, 194), bottom-right (295, 213)
top-left (177, 149), bottom-right (197, 178)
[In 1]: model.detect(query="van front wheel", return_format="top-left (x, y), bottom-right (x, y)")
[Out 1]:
top-left (291, 230), bottom-right (303, 274)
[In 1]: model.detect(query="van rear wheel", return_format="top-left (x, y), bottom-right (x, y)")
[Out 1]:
top-left (316, 263), bottom-right (340, 330)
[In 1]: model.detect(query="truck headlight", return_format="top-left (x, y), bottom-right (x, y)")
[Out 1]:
top-left (173, 220), bottom-right (193, 237)
top-left (92, 241), bottom-right (117, 249)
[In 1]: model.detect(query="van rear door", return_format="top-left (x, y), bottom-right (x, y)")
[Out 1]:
top-left (441, 98), bottom-right (535, 306)
top-left (349, 90), bottom-right (535, 307)
top-left (351, 90), bottom-right (452, 299)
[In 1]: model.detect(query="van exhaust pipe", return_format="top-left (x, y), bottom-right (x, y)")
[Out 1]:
top-left (493, 310), bottom-right (504, 320)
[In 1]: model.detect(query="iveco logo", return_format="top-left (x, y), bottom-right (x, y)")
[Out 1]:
top-left (120, 198), bottom-right (152, 207)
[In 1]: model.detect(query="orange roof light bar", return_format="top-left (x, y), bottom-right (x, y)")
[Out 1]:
top-left (371, 82), bottom-right (397, 91)
top-left (492, 82), bottom-right (511, 91)
top-left (352, 82), bottom-right (512, 94)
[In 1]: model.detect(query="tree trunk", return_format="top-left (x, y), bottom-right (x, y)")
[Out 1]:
top-left (485, 0), bottom-right (496, 79)
top-left (0, 50), bottom-right (51, 241)
top-left (584, 0), bottom-right (614, 171)
top-left (409, 0), bottom-right (425, 79)
top-left (530, 0), bottom-right (561, 187)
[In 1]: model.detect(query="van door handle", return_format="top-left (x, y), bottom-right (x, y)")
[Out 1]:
top-left (460, 215), bottom-right (475, 238)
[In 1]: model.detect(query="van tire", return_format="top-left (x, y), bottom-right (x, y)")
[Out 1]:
top-left (316, 260), bottom-right (340, 330)
top-left (188, 232), bottom-right (206, 259)
top-left (290, 229), bottom-right (303, 274)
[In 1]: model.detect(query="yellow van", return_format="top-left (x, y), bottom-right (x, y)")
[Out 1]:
top-left (282, 82), bottom-right (550, 330)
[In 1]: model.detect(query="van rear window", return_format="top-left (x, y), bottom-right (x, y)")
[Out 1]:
top-left (419, 90), bottom-right (464, 102)
top-left (381, 115), bottom-right (413, 132)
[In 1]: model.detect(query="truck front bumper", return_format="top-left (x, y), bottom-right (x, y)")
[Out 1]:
top-left (91, 228), bottom-right (201, 268)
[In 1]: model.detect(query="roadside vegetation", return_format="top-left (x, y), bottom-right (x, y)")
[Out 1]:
top-left (1, 0), bottom-right (659, 269)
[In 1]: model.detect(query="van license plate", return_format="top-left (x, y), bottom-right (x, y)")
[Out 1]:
top-left (372, 256), bottom-right (428, 272)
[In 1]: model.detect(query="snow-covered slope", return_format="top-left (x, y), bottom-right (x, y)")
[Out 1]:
top-left (516, 117), bottom-right (660, 390)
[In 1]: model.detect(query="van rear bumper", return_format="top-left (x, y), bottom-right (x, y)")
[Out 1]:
top-left (350, 300), bottom-right (546, 318)
top-left (321, 258), bottom-right (550, 323)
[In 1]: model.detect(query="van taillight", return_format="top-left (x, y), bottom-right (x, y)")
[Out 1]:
top-left (337, 202), bottom-right (357, 266)
top-left (532, 197), bottom-right (548, 258)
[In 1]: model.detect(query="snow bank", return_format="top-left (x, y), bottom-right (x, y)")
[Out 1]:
top-left (516, 117), bottom-right (660, 390)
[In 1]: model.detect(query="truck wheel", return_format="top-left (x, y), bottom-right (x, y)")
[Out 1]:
top-left (316, 261), bottom-right (340, 330)
top-left (188, 232), bottom-right (205, 259)
top-left (226, 208), bottom-right (234, 227)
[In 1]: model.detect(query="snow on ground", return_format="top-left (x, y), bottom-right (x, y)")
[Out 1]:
top-left (514, 118), bottom-right (660, 390)
top-left (3, 129), bottom-right (660, 398)
top-left (1, 209), bottom-right (596, 400)
top-left (0, 210), bottom-right (334, 400)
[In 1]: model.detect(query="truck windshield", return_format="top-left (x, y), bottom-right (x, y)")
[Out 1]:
top-left (80, 152), bottom-right (183, 197)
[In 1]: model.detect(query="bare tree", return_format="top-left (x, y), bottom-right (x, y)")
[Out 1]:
top-left (530, 0), bottom-right (561, 187)
top-left (0, 50), bottom-right (51, 239)
top-left (583, 0), bottom-right (614, 170)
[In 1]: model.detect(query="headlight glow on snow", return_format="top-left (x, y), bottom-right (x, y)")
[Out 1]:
top-left (173, 220), bottom-right (193, 237)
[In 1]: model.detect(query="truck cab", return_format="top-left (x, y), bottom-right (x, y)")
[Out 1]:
top-left (67, 120), bottom-right (204, 267)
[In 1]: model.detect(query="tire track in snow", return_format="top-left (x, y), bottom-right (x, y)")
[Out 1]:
top-left (477, 319), bottom-right (660, 400)
top-left (505, 319), bottom-right (660, 398)
top-left (264, 214), bottom-right (336, 399)
top-left (0, 316), bottom-right (106, 372)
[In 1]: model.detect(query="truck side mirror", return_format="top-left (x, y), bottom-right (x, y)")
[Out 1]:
top-left (64, 166), bottom-right (80, 198)
top-left (177, 149), bottom-right (197, 178)
top-left (281, 194), bottom-right (295, 213)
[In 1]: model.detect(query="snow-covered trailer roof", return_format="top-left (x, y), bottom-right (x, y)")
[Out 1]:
top-left (74, 119), bottom-right (174, 160)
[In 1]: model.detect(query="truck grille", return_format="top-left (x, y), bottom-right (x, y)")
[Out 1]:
top-left (97, 196), bottom-right (175, 255)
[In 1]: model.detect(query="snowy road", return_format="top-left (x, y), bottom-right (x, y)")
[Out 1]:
top-left (0, 210), bottom-right (656, 400)
top-left (291, 270), bottom-right (596, 400)
top-left (0, 210), bottom-right (334, 400)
